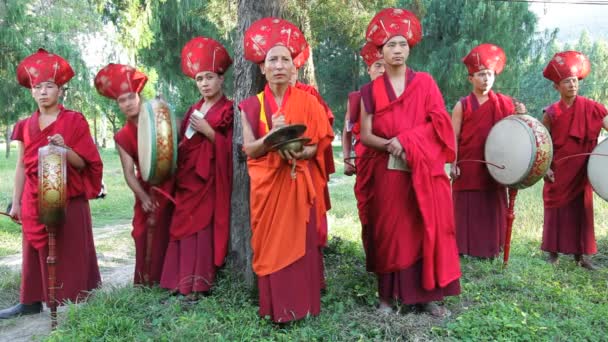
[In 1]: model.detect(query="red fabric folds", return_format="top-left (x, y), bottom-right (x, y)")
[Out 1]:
top-left (11, 106), bottom-right (103, 249)
top-left (169, 96), bottom-right (233, 268)
top-left (361, 70), bottom-right (461, 291)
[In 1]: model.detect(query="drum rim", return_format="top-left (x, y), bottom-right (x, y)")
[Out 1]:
top-left (588, 138), bottom-right (608, 201)
top-left (485, 115), bottom-right (537, 186)
top-left (141, 101), bottom-right (158, 182)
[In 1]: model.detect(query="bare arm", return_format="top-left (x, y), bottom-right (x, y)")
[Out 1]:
top-left (241, 111), bottom-right (271, 159)
top-left (360, 99), bottom-right (389, 151)
top-left (116, 145), bottom-right (155, 212)
top-left (342, 101), bottom-right (355, 175)
top-left (9, 142), bottom-right (25, 221)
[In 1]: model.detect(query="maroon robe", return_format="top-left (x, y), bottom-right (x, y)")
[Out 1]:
top-left (160, 96), bottom-right (233, 295)
top-left (361, 70), bottom-right (461, 304)
top-left (114, 120), bottom-right (173, 285)
top-left (542, 96), bottom-right (607, 255)
top-left (452, 92), bottom-right (513, 257)
top-left (12, 106), bottom-right (102, 305)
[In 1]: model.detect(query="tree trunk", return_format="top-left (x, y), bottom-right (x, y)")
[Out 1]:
top-left (230, 0), bottom-right (286, 288)
top-left (297, 3), bottom-right (317, 87)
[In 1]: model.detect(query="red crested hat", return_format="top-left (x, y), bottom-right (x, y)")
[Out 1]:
top-left (360, 42), bottom-right (383, 67)
top-left (181, 37), bottom-right (233, 78)
top-left (543, 50), bottom-right (591, 83)
top-left (462, 43), bottom-right (506, 75)
top-left (293, 44), bottom-right (310, 69)
top-left (366, 8), bottom-right (422, 48)
top-left (94, 64), bottom-right (148, 99)
top-left (16, 48), bottom-right (74, 88)
top-left (244, 17), bottom-right (307, 64)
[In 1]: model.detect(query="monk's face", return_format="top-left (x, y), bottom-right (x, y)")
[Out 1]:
top-left (468, 69), bottom-right (495, 95)
top-left (31, 81), bottom-right (61, 109)
top-left (368, 59), bottom-right (385, 80)
top-left (555, 76), bottom-right (578, 99)
top-left (261, 45), bottom-right (293, 85)
top-left (382, 35), bottom-right (409, 66)
top-left (116, 92), bottom-right (141, 120)
top-left (195, 71), bottom-right (224, 99)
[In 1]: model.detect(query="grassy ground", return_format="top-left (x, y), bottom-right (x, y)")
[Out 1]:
top-left (1, 145), bottom-right (607, 340)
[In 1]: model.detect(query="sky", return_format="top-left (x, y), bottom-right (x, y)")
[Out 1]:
top-left (530, 1), bottom-right (608, 42)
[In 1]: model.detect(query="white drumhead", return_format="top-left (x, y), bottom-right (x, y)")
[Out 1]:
top-left (588, 138), bottom-right (608, 201)
top-left (137, 102), bottom-right (154, 181)
top-left (485, 117), bottom-right (535, 185)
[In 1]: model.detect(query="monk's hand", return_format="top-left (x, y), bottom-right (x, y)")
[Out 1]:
top-left (190, 115), bottom-right (212, 135)
top-left (514, 101), bottom-right (527, 115)
top-left (344, 159), bottom-right (356, 176)
top-left (48, 134), bottom-right (67, 148)
top-left (277, 148), bottom-right (293, 161)
top-left (141, 193), bottom-right (157, 213)
top-left (544, 168), bottom-right (555, 183)
top-left (271, 114), bottom-right (286, 129)
top-left (449, 163), bottom-right (460, 180)
top-left (8, 203), bottom-right (21, 223)
top-left (385, 137), bottom-right (404, 158)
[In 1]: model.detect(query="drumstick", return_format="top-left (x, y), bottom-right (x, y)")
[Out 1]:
top-left (553, 152), bottom-right (608, 164)
top-left (0, 211), bottom-right (22, 225)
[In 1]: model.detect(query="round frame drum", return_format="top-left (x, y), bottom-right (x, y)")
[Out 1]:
top-left (588, 138), bottom-right (608, 201)
top-left (484, 115), bottom-right (553, 189)
top-left (38, 145), bottom-right (67, 226)
top-left (138, 98), bottom-right (178, 185)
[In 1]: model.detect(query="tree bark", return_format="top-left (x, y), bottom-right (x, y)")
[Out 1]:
top-left (296, 2), bottom-right (317, 87)
top-left (230, 0), bottom-right (286, 288)
top-left (4, 124), bottom-right (11, 159)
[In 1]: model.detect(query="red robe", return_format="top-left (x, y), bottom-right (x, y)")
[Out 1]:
top-left (12, 106), bottom-right (102, 305)
top-left (452, 91), bottom-right (513, 258)
top-left (542, 96), bottom-right (607, 255)
top-left (114, 120), bottom-right (173, 285)
top-left (239, 85), bottom-right (333, 322)
top-left (160, 96), bottom-right (233, 295)
top-left (360, 70), bottom-right (461, 302)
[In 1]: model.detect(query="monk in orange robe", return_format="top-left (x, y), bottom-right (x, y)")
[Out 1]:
top-left (240, 17), bottom-right (333, 323)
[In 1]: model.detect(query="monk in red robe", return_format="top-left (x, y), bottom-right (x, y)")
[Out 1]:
top-left (290, 43), bottom-right (335, 289)
top-left (342, 42), bottom-right (385, 250)
top-left (0, 49), bottom-right (102, 319)
top-left (450, 44), bottom-right (526, 258)
top-left (94, 64), bottom-right (172, 285)
top-left (360, 9), bottom-right (461, 317)
top-left (159, 37), bottom-right (233, 299)
top-left (541, 51), bottom-right (608, 269)
top-left (240, 17), bottom-right (333, 323)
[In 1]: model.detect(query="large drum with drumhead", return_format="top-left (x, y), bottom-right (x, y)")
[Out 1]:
top-left (484, 114), bottom-right (553, 189)
top-left (38, 145), bottom-right (67, 226)
top-left (588, 138), bottom-right (608, 201)
top-left (138, 98), bottom-right (178, 185)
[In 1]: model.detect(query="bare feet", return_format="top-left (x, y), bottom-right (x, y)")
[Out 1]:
top-left (547, 252), bottom-right (559, 265)
top-left (417, 302), bottom-right (450, 318)
top-left (575, 255), bottom-right (597, 271)
top-left (377, 300), bottom-right (394, 315)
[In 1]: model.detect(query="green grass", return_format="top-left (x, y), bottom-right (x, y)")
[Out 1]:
top-left (1, 143), bottom-right (607, 340)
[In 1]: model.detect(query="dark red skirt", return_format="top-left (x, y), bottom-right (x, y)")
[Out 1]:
top-left (132, 211), bottom-right (171, 285)
top-left (377, 259), bottom-right (461, 304)
top-left (257, 207), bottom-right (321, 323)
top-left (20, 197), bottom-right (101, 305)
top-left (160, 225), bottom-right (215, 295)
top-left (542, 191), bottom-right (596, 255)
top-left (453, 189), bottom-right (507, 258)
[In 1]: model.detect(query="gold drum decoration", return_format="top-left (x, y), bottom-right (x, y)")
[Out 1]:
top-left (138, 98), bottom-right (178, 185)
top-left (484, 114), bottom-right (553, 189)
top-left (588, 138), bottom-right (608, 201)
top-left (38, 145), bottom-right (67, 226)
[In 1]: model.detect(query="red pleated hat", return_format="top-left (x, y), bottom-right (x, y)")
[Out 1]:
top-left (94, 64), bottom-right (148, 99)
top-left (293, 44), bottom-right (310, 69)
top-left (360, 42), bottom-right (383, 67)
top-left (366, 8), bottom-right (422, 48)
top-left (543, 50), bottom-right (591, 83)
top-left (244, 17), bottom-right (307, 64)
top-left (462, 43), bottom-right (507, 75)
top-left (181, 36), bottom-right (233, 78)
top-left (16, 48), bottom-right (74, 88)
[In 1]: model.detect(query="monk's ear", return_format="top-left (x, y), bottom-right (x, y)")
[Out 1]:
top-left (259, 63), bottom-right (266, 75)
top-left (553, 83), bottom-right (559, 91)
